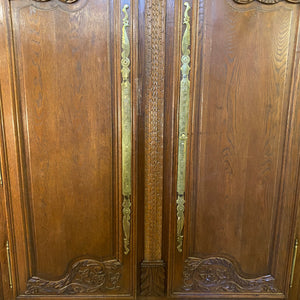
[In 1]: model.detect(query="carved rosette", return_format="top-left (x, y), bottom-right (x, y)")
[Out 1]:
top-left (183, 257), bottom-right (279, 293)
top-left (25, 259), bottom-right (122, 295)
top-left (233, 0), bottom-right (300, 4)
top-left (33, 0), bottom-right (79, 3)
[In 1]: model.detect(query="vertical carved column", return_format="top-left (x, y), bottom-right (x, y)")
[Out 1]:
top-left (142, 0), bottom-right (166, 296)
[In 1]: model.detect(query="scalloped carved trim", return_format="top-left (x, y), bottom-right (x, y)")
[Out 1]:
top-left (33, 0), bottom-right (79, 4)
top-left (233, 0), bottom-right (300, 4)
top-left (25, 259), bottom-right (122, 295)
top-left (183, 257), bottom-right (279, 293)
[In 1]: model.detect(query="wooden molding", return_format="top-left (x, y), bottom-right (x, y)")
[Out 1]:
top-left (140, 260), bottom-right (165, 296)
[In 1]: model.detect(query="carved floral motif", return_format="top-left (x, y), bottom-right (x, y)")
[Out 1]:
top-left (183, 257), bottom-right (279, 293)
top-left (25, 259), bottom-right (121, 295)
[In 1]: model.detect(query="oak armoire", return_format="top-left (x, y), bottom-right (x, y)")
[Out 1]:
top-left (0, 0), bottom-right (300, 299)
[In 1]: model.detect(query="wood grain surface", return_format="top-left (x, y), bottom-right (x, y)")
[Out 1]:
top-left (0, 0), bottom-right (300, 299)
top-left (0, 0), bottom-right (138, 297)
top-left (165, 0), bottom-right (300, 298)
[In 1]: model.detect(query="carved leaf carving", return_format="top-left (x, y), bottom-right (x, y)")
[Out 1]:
top-left (140, 261), bottom-right (165, 296)
top-left (25, 259), bottom-right (122, 295)
top-left (183, 257), bottom-right (279, 293)
top-left (233, 0), bottom-right (300, 4)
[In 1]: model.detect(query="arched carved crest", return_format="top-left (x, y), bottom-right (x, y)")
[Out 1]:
top-left (33, 0), bottom-right (78, 4)
top-left (234, 0), bottom-right (300, 4)
top-left (183, 257), bottom-right (279, 293)
top-left (25, 259), bottom-right (122, 295)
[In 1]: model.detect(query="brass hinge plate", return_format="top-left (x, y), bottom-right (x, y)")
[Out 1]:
top-left (290, 238), bottom-right (298, 288)
top-left (6, 241), bottom-right (13, 289)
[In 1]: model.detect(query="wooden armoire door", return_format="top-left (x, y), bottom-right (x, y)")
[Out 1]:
top-left (163, 0), bottom-right (300, 299)
top-left (1, 0), bottom-right (300, 299)
top-left (0, 0), bottom-right (138, 298)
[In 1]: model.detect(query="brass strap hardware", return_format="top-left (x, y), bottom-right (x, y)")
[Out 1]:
top-left (0, 160), bottom-right (3, 186)
top-left (290, 238), bottom-right (298, 288)
top-left (176, 2), bottom-right (191, 253)
top-left (121, 4), bottom-right (132, 255)
top-left (6, 241), bottom-right (13, 289)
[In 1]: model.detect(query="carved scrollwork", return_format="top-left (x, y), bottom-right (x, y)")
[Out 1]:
top-left (25, 259), bottom-right (122, 295)
top-left (183, 257), bottom-right (279, 293)
top-left (33, 0), bottom-right (79, 3)
top-left (233, 0), bottom-right (300, 4)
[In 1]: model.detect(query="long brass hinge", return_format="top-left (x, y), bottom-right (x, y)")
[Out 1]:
top-left (290, 238), bottom-right (298, 288)
top-left (6, 241), bottom-right (13, 289)
top-left (0, 159), bottom-right (3, 186)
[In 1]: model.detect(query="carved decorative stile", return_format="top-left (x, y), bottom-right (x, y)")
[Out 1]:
top-left (176, 2), bottom-right (191, 253)
top-left (183, 257), bottom-right (279, 293)
top-left (121, 4), bottom-right (132, 255)
top-left (144, 0), bottom-right (166, 262)
top-left (25, 259), bottom-right (121, 295)
top-left (141, 0), bottom-right (167, 295)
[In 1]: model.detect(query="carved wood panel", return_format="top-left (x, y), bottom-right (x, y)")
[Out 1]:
top-left (183, 257), bottom-right (278, 293)
top-left (25, 259), bottom-right (122, 295)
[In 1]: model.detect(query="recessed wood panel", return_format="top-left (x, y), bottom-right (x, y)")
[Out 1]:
top-left (190, 0), bottom-right (296, 275)
top-left (11, 0), bottom-right (115, 278)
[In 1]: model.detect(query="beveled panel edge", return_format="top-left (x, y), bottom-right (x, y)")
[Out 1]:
top-left (270, 6), bottom-right (300, 294)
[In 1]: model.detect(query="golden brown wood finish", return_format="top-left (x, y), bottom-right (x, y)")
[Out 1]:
top-left (1, 0), bottom-right (300, 299)
top-left (165, 0), bottom-right (300, 298)
top-left (0, 0), bottom-right (138, 298)
top-left (139, 0), bottom-right (167, 296)
top-left (143, 0), bottom-right (165, 262)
